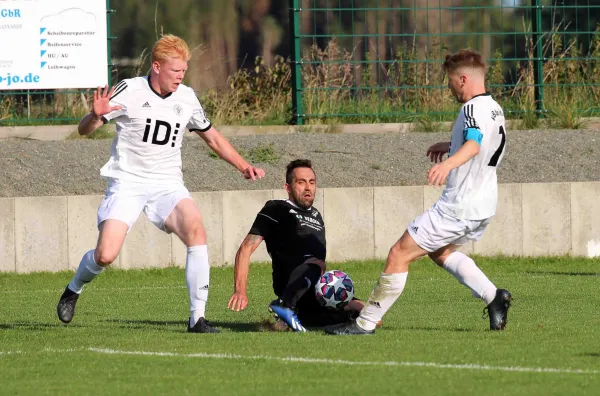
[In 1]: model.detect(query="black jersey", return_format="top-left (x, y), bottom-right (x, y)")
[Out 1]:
top-left (249, 199), bottom-right (326, 296)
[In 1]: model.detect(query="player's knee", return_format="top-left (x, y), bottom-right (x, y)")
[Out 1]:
top-left (388, 242), bottom-right (408, 264)
top-left (94, 248), bottom-right (118, 266)
top-left (304, 257), bottom-right (326, 274)
top-left (386, 239), bottom-right (418, 273)
top-left (389, 240), bottom-right (405, 258)
top-left (184, 221), bottom-right (206, 246)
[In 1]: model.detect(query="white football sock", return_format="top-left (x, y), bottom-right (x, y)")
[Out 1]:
top-left (443, 251), bottom-right (497, 305)
top-left (356, 272), bottom-right (408, 331)
top-left (186, 245), bottom-right (210, 326)
top-left (68, 249), bottom-right (105, 294)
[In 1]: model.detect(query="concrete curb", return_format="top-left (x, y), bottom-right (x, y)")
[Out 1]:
top-left (0, 125), bottom-right (78, 141)
top-left (3, 118), bottom-right (600, 141)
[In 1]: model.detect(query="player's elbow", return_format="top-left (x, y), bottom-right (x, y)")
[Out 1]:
top-left (238, 244), bottom-right (254, 258)
top-left (234, 247), bottom-right (252, 269)
top-left (235, 244), bottom-right (248, 258)
top-left (78, 114), bottom-right (101, 136)
top-left (78, 125), bottom-right (91, 136)
top-left (77, 119), bottom-right (89, 135)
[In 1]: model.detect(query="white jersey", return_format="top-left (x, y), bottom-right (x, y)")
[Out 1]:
top-left (100, 76), bottom-right (211, 184)
top-left (437, 94), bottom-right (507, 220)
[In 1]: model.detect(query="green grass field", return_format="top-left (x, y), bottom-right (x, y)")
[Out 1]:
top-left (1, 257), bottom-right (599, 395)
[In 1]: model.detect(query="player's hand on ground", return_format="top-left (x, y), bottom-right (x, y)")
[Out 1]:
top-left (426, 142), bottom-right (451, 163)
top-left (243, 166), bottom-right (265, 181)
top-left (92, 85), bottom-right (122, 118)
top-left (227, 292), bottom-right (248, 311)
top-left (428, 162), bottom-right (452, 186)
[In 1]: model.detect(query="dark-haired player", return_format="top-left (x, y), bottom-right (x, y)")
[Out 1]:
top-left (227, 159), bottom-right (369, 332)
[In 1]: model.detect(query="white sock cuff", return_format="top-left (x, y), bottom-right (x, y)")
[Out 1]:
top-left (380, 272), bottom-right (408, 291)
top-left (442, 251), bottom-right (466, 270)
top-left (85, 250), bottom-right (104, 273)
top-left (187, 245), bottom-right (208, 255)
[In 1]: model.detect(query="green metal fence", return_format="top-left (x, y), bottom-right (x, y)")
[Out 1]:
top-left (3, 1), bottom-right (599, 127)
top-left (0, 0), bottom-right (115, 126)
top-left (288, 0), bottom-right (600, 125)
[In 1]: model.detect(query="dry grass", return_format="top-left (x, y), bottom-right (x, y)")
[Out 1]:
top-left (2, 25), bottom-right (600, 129)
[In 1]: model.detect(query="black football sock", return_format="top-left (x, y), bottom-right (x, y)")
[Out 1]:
top-left (281, 263), bottom-right (322, 309)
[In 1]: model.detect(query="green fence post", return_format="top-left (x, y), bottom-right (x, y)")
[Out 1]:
top-left (106, 0), bottom-right (115, 86)
top-left (531, 0), bottom-right (544, 115)
top-left (289, 0), bottom-right (304, 125)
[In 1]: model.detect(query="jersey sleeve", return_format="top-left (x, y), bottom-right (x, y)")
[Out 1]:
top-left (462, 103), bottom-right (484, 145)
top-left (248, 201), bottom-right (280, 239)
top-left (187, 94), bottom-right (212, 132)
top-left (317, 212), bottom-right (326, 250)
top-left (101, 80), bottom-right (128, 123)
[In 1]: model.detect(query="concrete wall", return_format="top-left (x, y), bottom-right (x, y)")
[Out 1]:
top-left (1, 182), bottom-right (599, 273)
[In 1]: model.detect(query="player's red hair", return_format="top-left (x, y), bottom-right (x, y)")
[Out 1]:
top-left (442, 49), bottom-right (486, 73)
top-left (151, 34), bottom-right (191, 63)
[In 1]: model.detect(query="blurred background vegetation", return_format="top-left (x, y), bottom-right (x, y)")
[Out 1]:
top-left (2, 0), bottom-right (599, 127)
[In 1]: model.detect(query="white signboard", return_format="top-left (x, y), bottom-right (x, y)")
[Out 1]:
top-left (0, 0), bottom-right (108, 90)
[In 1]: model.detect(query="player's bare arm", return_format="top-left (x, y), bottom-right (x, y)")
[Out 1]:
top-left (426, 141), bottom-right (451, 163)
top-left (227, 233), bottom-right (264, 311)
top-left (428, 140), bottom-right (480, 186)
top-left (196, 127), bottom-right (266, 181)
top-left (78, 85), bottom-right (122, 136)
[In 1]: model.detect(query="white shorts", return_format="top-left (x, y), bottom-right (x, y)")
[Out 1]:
top-left (407, 203), bottom-right (492, 253)
top-left (97, 179), bottom-right (192, 232)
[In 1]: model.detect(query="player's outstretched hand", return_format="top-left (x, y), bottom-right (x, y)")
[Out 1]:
top-left (243, 166), bottom-right (266, 181)
top-left (427, 162), bottom-right (452, 186)
top-left (426, 141), bottom-right (451, 163)
top-left (92, 85), bottom-right (122, 118)
top-left (227, 293), bottom-right (248, 311)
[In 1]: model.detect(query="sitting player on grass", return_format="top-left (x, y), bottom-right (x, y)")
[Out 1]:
top-left (227, 159), bottom-right (377, 332)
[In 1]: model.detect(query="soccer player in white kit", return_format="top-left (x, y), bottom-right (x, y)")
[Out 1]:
top-left (325, 49), bottom-right (512, 335)
top-left (57, 35), bottom-right (265, 333)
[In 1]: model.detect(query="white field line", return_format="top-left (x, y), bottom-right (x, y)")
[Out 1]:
top-left (2, 347), bottom-right (592, 375)
top-left (87, 348), bottom-right (600, 374)
top-left (0, 348), bottom-right (600, 375)
top-left (0, 285), bottom-right (188, 294)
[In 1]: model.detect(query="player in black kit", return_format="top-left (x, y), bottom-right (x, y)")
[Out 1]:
top-left (227, 159), bottom-right (368, 332)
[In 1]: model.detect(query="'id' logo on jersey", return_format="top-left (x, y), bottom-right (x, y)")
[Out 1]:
top-left (142, 118), bottom-right (181, 147)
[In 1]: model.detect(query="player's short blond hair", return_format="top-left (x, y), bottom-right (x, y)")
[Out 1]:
top-left (151, 34), bottom-right (191, 63)
top-left (442, 49), bottom-right (486, 73)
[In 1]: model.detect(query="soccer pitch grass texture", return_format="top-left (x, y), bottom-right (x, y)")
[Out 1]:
top-left (1, 257), bottom-right (599, 395)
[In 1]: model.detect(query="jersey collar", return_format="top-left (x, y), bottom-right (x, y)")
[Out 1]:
top-left (286, 199), bottom-right (313, 212)
top-left (146, 75), bottom-right (173, 99)
top-left (470, 92), bottom-right (491, 100)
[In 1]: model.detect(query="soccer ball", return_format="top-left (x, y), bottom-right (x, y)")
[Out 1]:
top-left (315, 270), bottom-right (354, 310)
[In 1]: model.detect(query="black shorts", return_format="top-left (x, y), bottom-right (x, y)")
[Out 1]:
top-left (294, 291), bottom-right (358, 327)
